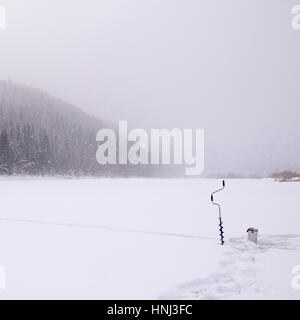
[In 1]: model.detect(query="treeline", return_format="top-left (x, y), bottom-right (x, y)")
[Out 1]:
top-left (270, 171), bottom-right (300, 181)
top-left (0, 81), bottom-right (162, 177)
top-left (0, 123), bottom-right (97, 175)
top-left (0, 81), bottom-right (110, 176)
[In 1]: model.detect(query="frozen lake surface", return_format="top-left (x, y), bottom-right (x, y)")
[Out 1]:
top-left (0, 178), bottom-right (299, 299)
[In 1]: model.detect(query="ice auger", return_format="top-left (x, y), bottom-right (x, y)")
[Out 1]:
top-left (211, 180), bottom-right (226, 245)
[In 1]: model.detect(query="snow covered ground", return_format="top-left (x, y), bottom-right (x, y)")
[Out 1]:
top-left (0, 178), bottom-right (299, 299)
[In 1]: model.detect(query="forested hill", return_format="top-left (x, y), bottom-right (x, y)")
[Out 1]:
top-left (0, 80), bottom-right (107, 176)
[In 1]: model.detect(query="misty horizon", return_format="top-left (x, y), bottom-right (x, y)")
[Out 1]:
top-left (1, 0), bottom-right (299, 175)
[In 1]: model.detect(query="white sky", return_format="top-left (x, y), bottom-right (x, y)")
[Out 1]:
top-left (0, 0), bottom-right (299, 174)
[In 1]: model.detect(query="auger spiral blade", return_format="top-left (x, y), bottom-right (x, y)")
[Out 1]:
top-left (211, 180), bottom-right (226, 245)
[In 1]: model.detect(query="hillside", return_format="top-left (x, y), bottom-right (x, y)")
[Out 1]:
top-left (0, 80), bottom-right (111, 176)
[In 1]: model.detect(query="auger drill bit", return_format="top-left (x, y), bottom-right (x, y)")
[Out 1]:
top-left (211, 180), bottom-right (226, 245)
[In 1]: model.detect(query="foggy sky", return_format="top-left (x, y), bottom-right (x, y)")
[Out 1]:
top-left (0, 0), bottom-right (299, 175)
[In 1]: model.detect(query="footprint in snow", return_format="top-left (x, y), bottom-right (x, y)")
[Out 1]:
top-left (160, 234), bottom-right (300, 300)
